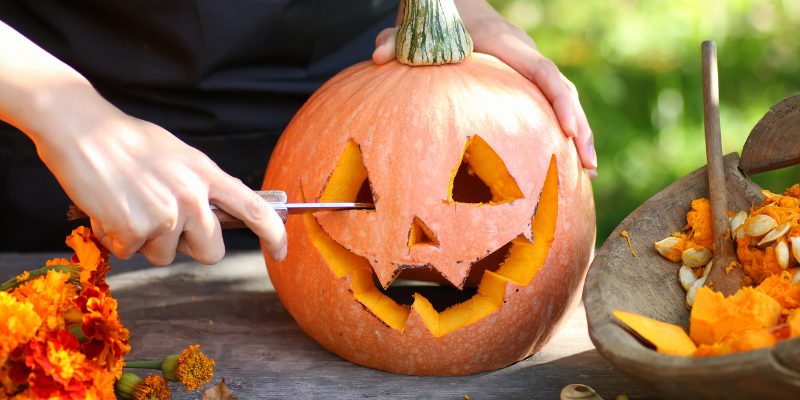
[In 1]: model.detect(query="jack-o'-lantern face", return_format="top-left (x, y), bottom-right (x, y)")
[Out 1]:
top-left (262, 55), bottom-right (596, 376)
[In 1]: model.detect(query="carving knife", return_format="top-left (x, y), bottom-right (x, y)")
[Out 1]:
top-left (67, 190), bottom-right (375, 229)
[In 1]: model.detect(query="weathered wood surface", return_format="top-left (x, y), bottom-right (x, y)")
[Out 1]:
top-left (584, 153), bottom-right (800, 400)
top-left (1, 250), bottom-right (655, 399)
top-left (740, 94), bottom-right (800, 175)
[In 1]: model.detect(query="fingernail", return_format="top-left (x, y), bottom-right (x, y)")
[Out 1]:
top-left (276, 243), bottom-right (288, 261)
top-left (376, 40), bottom-right (387, 49)
top-left (588, 144), bottom-right (598, 169)
top-left (588, 168), bottom-right (598, 180)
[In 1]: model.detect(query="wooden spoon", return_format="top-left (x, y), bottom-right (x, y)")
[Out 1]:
top-left (701, 40), bottom-right (746, 296)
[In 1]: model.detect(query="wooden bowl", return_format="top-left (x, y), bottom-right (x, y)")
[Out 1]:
top-left (583, 153), bottom-right (800, 400)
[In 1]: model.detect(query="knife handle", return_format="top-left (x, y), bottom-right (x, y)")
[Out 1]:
top-left (214, 190), bottom-right (289, 228)
top-left (67, 190), bottom-right (290, 228)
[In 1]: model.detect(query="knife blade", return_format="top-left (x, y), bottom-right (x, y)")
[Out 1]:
top-left (67, 190), bottom-right (375, 229)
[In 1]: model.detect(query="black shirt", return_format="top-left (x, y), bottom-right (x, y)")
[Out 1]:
top-left (0, 0), bottom-right (398, 251)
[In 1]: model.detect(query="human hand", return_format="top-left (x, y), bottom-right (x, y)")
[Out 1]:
top-left (34, 103), bottom-right (288, 266)
top-left (372, 0), bottom-right (597, 180)
top-left (0, 20), bottom-right (287, 265)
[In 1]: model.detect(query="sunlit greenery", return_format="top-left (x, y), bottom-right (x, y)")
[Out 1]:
top-left (489, 0), bottom-right (800, 244)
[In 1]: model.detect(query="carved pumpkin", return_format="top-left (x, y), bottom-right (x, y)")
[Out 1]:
top-left (261, 0), bottom-right (595, 376)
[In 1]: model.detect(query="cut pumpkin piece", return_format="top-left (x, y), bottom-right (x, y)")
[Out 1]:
top-left (613, 310), bottom-right (697, 356)
top-left (449, 135), bottom-right (523, 205)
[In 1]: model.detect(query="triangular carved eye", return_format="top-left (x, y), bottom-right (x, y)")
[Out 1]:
top-left (409, 216), bottom-right (440, 247)
top-left (448, 135), bottom-right (523, 205)
top-left (319, 139), bottom-right (374, 203)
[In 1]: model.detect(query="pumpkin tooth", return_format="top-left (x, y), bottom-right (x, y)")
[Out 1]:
top-left (757, 222), bottom-right (791, 247)
top-left (681, 247), bottom-right (712, 269)
top-left (729, 211), bottom-right (748, 239)
top-left (679, 264), bottom-right (697, 291)
top-left (775, 239), bottom-right (790, 269)
top-left (685, 276), bottom-right (707, 310)
top-left (743, 214), bottom-right (777, 237)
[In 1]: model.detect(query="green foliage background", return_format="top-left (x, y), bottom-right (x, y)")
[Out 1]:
top-left (488, 0), bottom-right (800, 245)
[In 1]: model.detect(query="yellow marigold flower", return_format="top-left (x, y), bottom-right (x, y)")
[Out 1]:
top-left (164, 345), bottom-right (215, 392)
top-left (0, 291), bottom-right (42, 365)
top-left (11, 270), bottom-right (79, 333)
top-left (134, 375), bottom-right (171, 400)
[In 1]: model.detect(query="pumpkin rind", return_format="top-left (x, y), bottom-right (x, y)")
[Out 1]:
top-left (262, 54), bottom-right (596, 375)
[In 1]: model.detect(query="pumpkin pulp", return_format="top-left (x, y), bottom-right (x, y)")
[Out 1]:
top-left (303, 145), bottom-right (559, 337)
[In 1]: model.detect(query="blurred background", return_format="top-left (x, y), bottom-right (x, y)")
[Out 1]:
top-left (487, 0), bottom-right (800, 246)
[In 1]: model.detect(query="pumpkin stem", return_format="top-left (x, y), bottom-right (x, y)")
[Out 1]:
top-left (396, 0), bottom-right (473, 66)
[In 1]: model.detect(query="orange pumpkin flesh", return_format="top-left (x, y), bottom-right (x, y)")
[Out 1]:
top-left (262, 54), bottom-right (596, 375)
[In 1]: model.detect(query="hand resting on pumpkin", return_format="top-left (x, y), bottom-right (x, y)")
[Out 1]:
top-left (372, 0), bottom-right (597, 180)
top-left (0, 21), bottom-right (288, 265)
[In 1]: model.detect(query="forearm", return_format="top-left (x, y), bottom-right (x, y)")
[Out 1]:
top-left (0, 21), bottom-right (113, 150)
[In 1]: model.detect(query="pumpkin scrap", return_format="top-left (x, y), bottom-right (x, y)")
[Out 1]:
top-left (689, 286), bottom-right (781, 346)
top-left (612, 311), bottom-right (697, 355)
top-left (621, 231), bottom-right (636, 257)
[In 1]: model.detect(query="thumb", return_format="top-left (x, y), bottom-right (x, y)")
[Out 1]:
top-left (372, 27), bottom-right (398, 64)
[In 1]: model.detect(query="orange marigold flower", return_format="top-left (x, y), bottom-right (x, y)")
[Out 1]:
top-left (133, 375), bottom-right (171, 400)
top-left (65, 227), bottom-right (112, 294)
top-left (85, 363), bottom-right (118, 400)
top-left (15, 330), bottom-right (92, 400)
top-left (11, 270), bottom-right (79, 334)
top-left (15, 271), bottom-right (30, 283)
top-left (167, 345), bottom-right (215, 392)
top-left (75, 288), bottom-right (130, 370)
top-left (0, 291), bottom-right (42, 366)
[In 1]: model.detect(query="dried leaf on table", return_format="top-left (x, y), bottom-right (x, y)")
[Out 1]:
top-left (202, 378), bottom-right (238, 400)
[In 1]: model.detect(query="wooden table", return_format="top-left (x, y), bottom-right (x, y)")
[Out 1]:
top-left (1, 251), bottom-right (657, 399)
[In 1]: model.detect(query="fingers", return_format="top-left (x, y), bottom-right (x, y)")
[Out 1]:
top-left (210, 178), bottom-right (288, 261)
top-left (372, 27), bottom-right (398, 64)
top-left (176, 207), bottom-right (224, 265)
top-left (561, 74), bottom-right (597, 178)
top-left (477, 29), bottom-right (597, 178)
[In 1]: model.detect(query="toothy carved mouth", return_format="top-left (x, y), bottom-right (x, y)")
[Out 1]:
top-left (302, 155), bottom-right (559, 337)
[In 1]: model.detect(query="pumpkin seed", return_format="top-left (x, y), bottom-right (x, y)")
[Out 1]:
top-left (702, 259), bottom-right (713, 278)
top-left (682, 247), bottom-right (712, 268)
top-left (685, 276), bottom-right (707, 310)
top-left (791, 236), bottom-right (800, 265)
top-left (758, 222), bottom-right (791, 247)
top-left (775, 239), bottom-right (790, 269)
top-left (743, 214), bottom-right (778, 237)
top-left (729, 211), bottom-right (748, 240)
top-left (679, 264), bottom-right (697, 291)
top-left (654, 237), bottom-right (684, 262)
top-left (560, 384), bottom-right (602, 400)
top-left (789, 267), bottom-right (800, 285)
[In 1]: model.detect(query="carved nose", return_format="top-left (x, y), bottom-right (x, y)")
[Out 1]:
top-left (408, 216), bottom-right (439, 247)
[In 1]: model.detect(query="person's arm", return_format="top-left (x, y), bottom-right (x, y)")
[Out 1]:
top-left (0, 21), bottom-right (288, 264)
top-left (372, 0), bottom-right (597, 180)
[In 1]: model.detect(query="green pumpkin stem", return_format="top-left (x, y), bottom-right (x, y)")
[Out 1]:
top-left (396, 0), bottom-right (473, 66)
